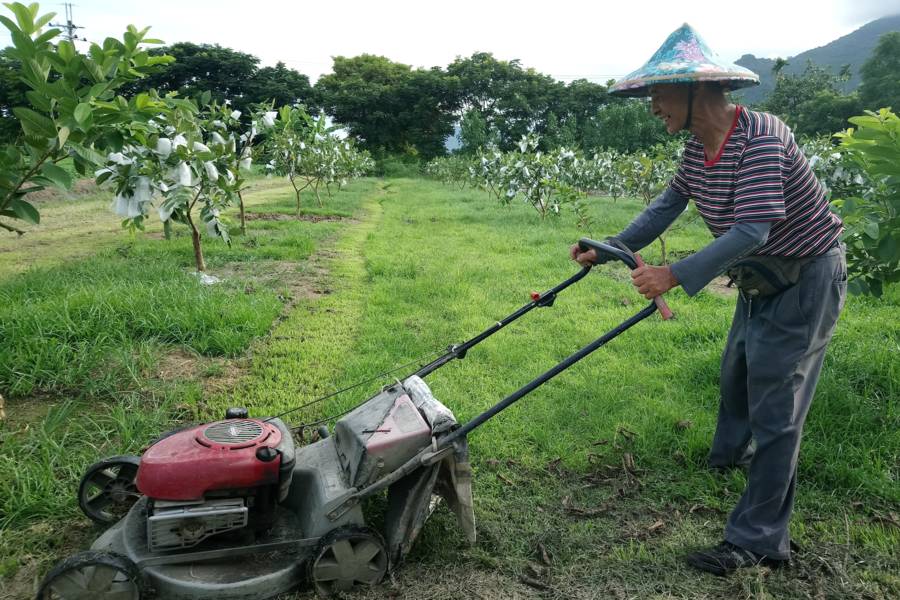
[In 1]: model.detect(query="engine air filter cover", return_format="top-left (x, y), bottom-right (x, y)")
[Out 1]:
top-left (200, 419), bottom-right (267, 448)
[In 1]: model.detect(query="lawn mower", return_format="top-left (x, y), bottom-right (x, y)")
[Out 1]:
top-left (36, 238), bottom-right (673, 599)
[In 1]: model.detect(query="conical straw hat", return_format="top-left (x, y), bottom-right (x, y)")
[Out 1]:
top-left (610, 23), bottom-right (759, 97)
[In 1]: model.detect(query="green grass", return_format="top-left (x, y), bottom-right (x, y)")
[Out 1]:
top-left (0, 177), bottom-right (897, 599)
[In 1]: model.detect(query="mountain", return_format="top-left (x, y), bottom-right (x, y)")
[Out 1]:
top-left (733, 14), bottom-right (900, 106)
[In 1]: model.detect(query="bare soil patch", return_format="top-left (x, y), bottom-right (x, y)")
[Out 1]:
top-left (0, 521), bottom-right (96, 600)
top-left (706, 275), bottom-right (737, 297)
top-left (244, 212), bottom-right (349, 223)
top-left (0, 393), bottom-right (59, 431)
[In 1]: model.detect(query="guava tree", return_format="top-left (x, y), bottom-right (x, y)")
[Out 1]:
top-left (0, 1), bottom-right (172, 235)
top-left (266, 105), bottom-right (312, 216)
top-left (622, 142), bottom-right (681, 263)
top-left (96, 92), bottom-right (242, 271)
top-left (585, 149), bottom-right (627, 201)
top-left (832, 109), bottom-right (900, 295)
top-left (210, 101), bottom-right (270, 234)
top-left (266, 106), bottom-right (371, 214)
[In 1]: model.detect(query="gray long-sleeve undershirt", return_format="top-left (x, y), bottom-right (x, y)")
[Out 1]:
top-left (615, 186), bottom-right (772, 296)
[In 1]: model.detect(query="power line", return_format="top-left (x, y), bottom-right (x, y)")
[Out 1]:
top-left (49, 3), bottom-right (85, 43)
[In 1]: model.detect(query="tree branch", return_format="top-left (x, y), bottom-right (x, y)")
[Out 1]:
top-left (1, 144), bottom-right (57, 212)
top-left (0, 220), bottom-right (27, 235)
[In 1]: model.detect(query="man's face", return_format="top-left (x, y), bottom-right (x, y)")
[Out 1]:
top-left (650, 85), bottom-right (689, 134)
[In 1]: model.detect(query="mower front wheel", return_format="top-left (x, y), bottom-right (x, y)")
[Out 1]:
top-left (36, 550), bottom-right (142, 599)
top-left (77, 455), bottom-right (141, 525)
top-left (308, 527), bottom-right (389, 596)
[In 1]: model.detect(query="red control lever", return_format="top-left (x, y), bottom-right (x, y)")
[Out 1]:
top-left (634, 253), bottom-right (674, 320)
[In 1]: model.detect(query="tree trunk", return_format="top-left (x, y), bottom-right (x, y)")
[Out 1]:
top-left (290, 174), bottom-right (301, 218)
top-left (163, 219), bottom-right (173, 240)
top-left (658, 235), bottom-right (668, 265)
top-left (313, 181), bottom-right (322, 207)
top-left (185, 210), bottom-right (206, 272)
top-left (238, 190), bottom-right (246, 235)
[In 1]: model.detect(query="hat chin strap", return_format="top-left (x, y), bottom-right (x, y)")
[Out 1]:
top-left (683, 83), bottom-right (694, 131)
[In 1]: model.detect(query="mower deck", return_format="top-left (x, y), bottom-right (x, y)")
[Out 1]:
top-left (95, 498), bottom-right (309, 599)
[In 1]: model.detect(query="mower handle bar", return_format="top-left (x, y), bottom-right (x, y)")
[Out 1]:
top-left (578, 238), bottom-right (674, 321)
top-left (331, 298), bottom-right (663, 518)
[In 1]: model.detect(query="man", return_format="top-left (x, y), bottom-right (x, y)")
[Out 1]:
top-left (571, 24), bottom-right (846, 575)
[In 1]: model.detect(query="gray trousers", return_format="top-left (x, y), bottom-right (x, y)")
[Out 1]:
top-left (709, 244), bottom-right (847, 559)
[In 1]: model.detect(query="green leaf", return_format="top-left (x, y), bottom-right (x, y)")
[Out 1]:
top-left (0, 14), bottom-right (21, 35)
top-left (70, 143), bottom-right (106, 166)
top-left (74, 102), bottom-right (92, 126)
top-left (40, 162), bottom-right (72, 191)
top-left (847, 278), bottom-right (865, 295)
top-left (864, 221), bottom-right (879, 239)
top-left (22, 133), bottom-right (52, 152)
top-left (57, 39), bottom-right (75, 62)
top-left (33, 11), bottom-right (53, 30)
top-left (145, 55), bottom-right (174, 67)
top-left (869, 278), bottom-right (883, 298)
top-left (32, 26), bottom-right (59, 45)
top-left (123, 30), bottom-right (137, 51)
top-left (9, 2), bottom-right (35, 33)
top-left (9, 28), bottom-right (33, 57)
top-left (25, 89), bottom-right (51, 112)
top-left (57, 125), bottom-right (70, 147)
top-left (135, 93), bottom-right (150, 110)
top-left (876, 234), bottom-right (899, 263)
top-left (10, 197), bottom-right (40, 224)
top-left (101, 129), bottom-right (124, 152)
top-left (86, 82), bottom-right (105, 98)
top-left (12, 106), bottom-right (57, 139)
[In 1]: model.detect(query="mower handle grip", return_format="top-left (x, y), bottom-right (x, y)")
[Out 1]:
top-left (578, 238), bottom-right (636, 269)
top-left (578, 237), bottom-right (674, 321)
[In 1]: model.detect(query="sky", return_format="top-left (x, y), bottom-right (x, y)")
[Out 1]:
top-left (2, 0), bottom-right (899, 83)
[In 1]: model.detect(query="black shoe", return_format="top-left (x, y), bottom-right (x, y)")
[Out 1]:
top-left (686, 541), bottom-right (788, 576)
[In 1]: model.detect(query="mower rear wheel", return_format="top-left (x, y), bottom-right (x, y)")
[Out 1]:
top-left (308, 527), bottom-right (389, 596)
top-left (78, 455), bottom-right (141, 525)
top-left (36, 550), bottom-right (142, 600)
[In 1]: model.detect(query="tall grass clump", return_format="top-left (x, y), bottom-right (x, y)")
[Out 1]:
top-left (0, 250), bottom-right (281, 398)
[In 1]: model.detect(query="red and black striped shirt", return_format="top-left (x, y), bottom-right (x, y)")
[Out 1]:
top-left (670, 106), bottom-right (843, 257)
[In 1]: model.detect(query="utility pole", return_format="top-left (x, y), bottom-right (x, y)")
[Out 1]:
top-left (49, 3), bottom-right (85, 43)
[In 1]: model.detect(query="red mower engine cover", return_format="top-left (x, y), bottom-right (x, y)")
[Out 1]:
top-left (137, 419), bottom-right (284, 501)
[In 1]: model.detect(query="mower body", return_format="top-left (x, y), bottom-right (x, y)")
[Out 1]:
top-left (90, 376), bottom-right (473, 599)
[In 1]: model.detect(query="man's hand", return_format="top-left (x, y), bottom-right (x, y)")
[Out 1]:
top-left (632, 264), bottom-right (678, 299)
top-left (570, 243), bottom-right (597, 267)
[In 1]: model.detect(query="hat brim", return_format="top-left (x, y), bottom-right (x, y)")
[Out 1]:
top-left (610, 73), bottom-right (760, 97)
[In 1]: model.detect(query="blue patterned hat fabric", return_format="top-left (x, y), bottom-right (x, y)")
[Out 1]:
top-left (610, 23), bottom-right (760, 97)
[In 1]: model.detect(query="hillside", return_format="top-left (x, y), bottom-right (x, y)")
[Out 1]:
top-left (734, 14), bottom-right (900, 105)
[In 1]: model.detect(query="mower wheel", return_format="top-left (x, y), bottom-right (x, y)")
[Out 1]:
top-left (36, 550), bottom-right (142, 600)
top-left (308, 526), bottom-right (389, 596)
top-left (78, 455), bottom-right (141, 525)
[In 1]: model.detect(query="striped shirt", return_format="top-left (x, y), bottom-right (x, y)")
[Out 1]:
top-left (670, 106), bottom-right (843, 257)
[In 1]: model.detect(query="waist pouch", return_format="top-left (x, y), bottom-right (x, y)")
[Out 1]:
top-left (726, 254), bottom-right (815, 298)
